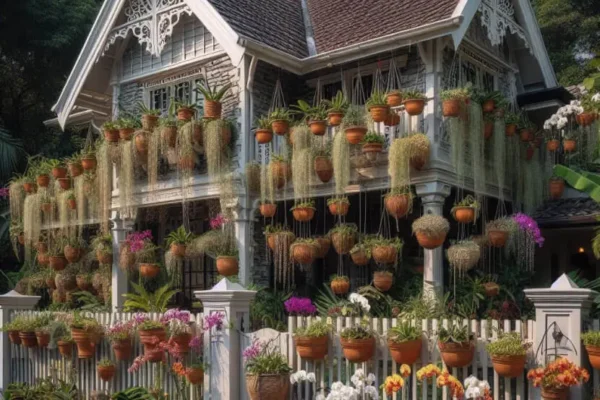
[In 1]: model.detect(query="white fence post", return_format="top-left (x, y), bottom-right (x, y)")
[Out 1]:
top-left (525, 273), bottom-right (596, 400)
top-left (0, 290), bottom-right (40, 393)
top-left (195, 279), bottom-right (256, 400)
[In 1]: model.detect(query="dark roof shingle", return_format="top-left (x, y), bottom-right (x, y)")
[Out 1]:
top-left (532, 198), bottom-right (600, 226)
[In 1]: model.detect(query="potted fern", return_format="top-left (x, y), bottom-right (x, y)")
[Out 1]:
top-left (402, 90), bottom-right (426, 116)
top-left (195, 80), bottom-right (232, 119)
top-left (366, 91), bottom-right (389, 122)
top-left (387, 320), bottom-right (422, 365)
top-left (166, 225), bottom-right (194, 258)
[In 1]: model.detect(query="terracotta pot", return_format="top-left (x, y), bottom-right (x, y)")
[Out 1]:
top-left (19, 331), bottom-right (37, 348)
top-left (541, 387), bottom-right (567, 400)
top-left (388, 339), bottom-right (422, 365)
top-left (67, 163), bottom-right (83, 177)
top-left (351, 250), bottom-right (370, 266)
top-left (563, 139), bottom-right (576, 152)
top-left (314, 156), bottom-right (333, 183)
top-left (186, 367), bottom-right (204, 385)
top-left (67, 199), bottom-right (77, 210)
top-left (438, 341), bottom-right (474, 368)
top-left (362, 143), bottom-right (383, 155)
top-left (139, 328), bottom-right (167, 362)
top-left (549, 178), bottom-right (565, 199)
top-left (134, 133), bottom-right (149, 155)
top-left (453, 206), bottom-right (475, 224)
top-left (415, 232), bottom-right (446, 249)
top-left (162, 126), bottom-right (177, 147)
top-left (51, 166), bottom-right (67, 179)
top-left (172, 332), bottom-right (192, 354)
top-left (204, 101), bottom-right (222, 119)
top-left (484, 122), bottom-right (494, 139)
top-left (442, 100), bottom-right (461, 117)
top-left (328, 112), bottom-right (343, 127)
top-left (491, 354), bottom-right (525, 378)
top-left (104, 130), bottom-right (119, 143)
top-left (8, 331), bottom-right (21, 345)
top-left (112, 338), bottom-right (132, 361)
top-left (295, 335), bottom-right (328, 360)
top-left (266, 234), bottom-right (276, 251)
top-left (41, 202), bottom-right (53, 213)
top-left (255, 129), bottom-right (272, 144)
top-left (520, 129), bottom-right (533, 142)
top-left (177, 107), bottom-right (195, 121)
top-left (46, 277), bottom-right (56, 289)
top-left (482, 99), bottom-right (495, 113)
top-left (292, 243), bottom-right (315, 264)
top-left (64, 246), bottom-right (82, 263)
top-left (98, 365), bottom-right (116, 381)
top-left (505, 124), bottom-right (517, 137)
top-left (331, 232), bottom-right (355, 255)
top-left (23, 182), bottom-right (37, 194)
top-left (179, 155), bottom-right (195, 171)
top-left (341, 337), bottom-right (375, 362)
top-left (221, 125), bottom-right (232, 146)
top-left (309, 120), bottom-right (327, 136)
top-left (119, 128), bottom-right (135, 141)
top-left (259, 203), bottom-right (277, 218)
top-left (372, 246), bottom-right (398, 264)
top-left (36, 331), bottom-right (50, 348)
top-left (97, 251), bottom-right (113, 265)
top-left (373, 272), bottom-right (393, 291)
top-left (76, 276), bottom-right (92, 291)
top-left (139, 263), bottom-right (160, 278)
top-left (246, 374), bottom-right (290, 400)
top-left (385, 112), bottom-right (401, 126)
top-left (82, 156), bottom-right (97, 171)
top-left (37, 242), bottom-right (48, 253)
top-left (403, 99), bottom-right (425, 116)
top-left (271, 161), bottom-right (290, 188)
top-left (292, 207), bottom-right (315, 222)
top-left (271, 120), bottom-right (289, 135)
top-left (17, 235), bottom-right (25, 245)
top-left (328, 201), bottom-right (349, 216)
top-left (57, 340), bottom-right (73, 357)
top-left (216, 256), bottom-right (239, 276)
top-left (387, 92), bottom-right (403, 107)
top-left (483, 282), bottom-right (500, 297)
top-left (330, 279), bottom-right (350, 295)
top-left (49, 256), bottom-right (67, 271)
top-left (546, 139), bottom-right (560, 152)
top-left (369, 105), bottom-right (389, 122)
top-left (314, 237), bottom-right (331, 258)
top-left (345, 126), bottom-right (367, 144)
top-left (142, 114), bottom-right (159, 130)
top-left (488, 230), bottom-right (508, 248)
top-left (586, 345), bottom-right (600, 369)
top-left (193, 123), bottom-right (203, 145)
top-left (170, 243), bottom-right (187, 258)
top-left (576, 113), bottom-right (591, 127)
top-left (385, 194), bottom-right (411, 218)
top-left (71, 328), bottom-right (95, 359)
top-left (37, 174), bottom-right (50, 188)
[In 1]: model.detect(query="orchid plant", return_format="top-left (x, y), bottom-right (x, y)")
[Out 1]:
top-left (284, 297), bottom-right (317, 316)
top-left (314, 369), bottom-right (379, 400)
top-left (160, 308), bottom-right (192, 337)
top-left (463, 376), bottom-right (492, 400)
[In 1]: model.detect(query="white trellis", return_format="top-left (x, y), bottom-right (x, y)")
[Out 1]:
top-left (478, 0), bottom-right (531, 52)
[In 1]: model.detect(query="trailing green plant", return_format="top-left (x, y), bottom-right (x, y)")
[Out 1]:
top-left (194, 80), bottom-right (232, 101)
top-left (328, 223), bottom-right (358, 238)
top-left (137, 102), bottom-right (161, 116)
top-left (102, 121), bottom-right (118, 131)
top-left (361, 132), bottom-right (385, 144)
top-left (116, 118), bottom-right (141, 129)
top-left (122, 282), bottom-right (178, 313)
top-left (290, 199), bottom-right (315, 210)
top-left (504, 111), bottom-right (521, 125)
top-left (486, 332), bottom-right (527, 356)
top-left (332, 120), bottom-right (350, 195)
top-left (159, 117), bottom-right (177, 127)
top-left (293, 320), bottom-right (331, 338)
top-left (366, 90), bottom-right (387, 108)
top-left (369, 236), bottom-right (403, 251)
top-left (452, 195), bottom-right (480, 212)
top-left (165, 225), bottom-right (195, 246)
top-left (402, 89), bottom-right (426, 100)
top-left (440, 87), bottom-right (470, 101)
top-left (290, 100), bottom-right (327, 121)
top-left (269, 108), bottom-right (291, 122)
top-left (437, 324), bottom-right (471, 344)
top-left (388, 137), bottom-right (411, 190)
top-left (387, 321), bottom-right (422, 343)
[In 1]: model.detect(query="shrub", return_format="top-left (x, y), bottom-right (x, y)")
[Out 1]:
top-left (486, 332), bottom-right (527, 356)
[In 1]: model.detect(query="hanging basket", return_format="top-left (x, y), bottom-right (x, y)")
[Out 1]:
top-left (442, 100), bottom-right (461, 118)
top-left (52, 166), bottom-right (68, 179)
top-left (138, 328), bottom-right (167, 362)
top-left (388, 339), bottom-right (422, 365)
top-left (38, 253), bottom-right (49, 266)
top-left (64, 246), bottom-right (82, 263)
top-left (204, 101), bottom-right (222, 119)
top-left (216, 256), bottom-right (239, 276)
top-left (259, 203), bottom-right (277, 218)
top-left (82, 156), bottom-right (97, 171)
top-left (139, 263), bottom-right (160, 278)
top-left (452, 206), bottom-right (475, 224)
top-left (271, 161), bottom-right (291, 189)
top-left (438, 341), bottom-right (474, 368)
top-left (491, 354), bottom-right (525, 377)
top-left (271, 120), bottom-right (289, 135)
top-left (177, 107), bottom-right (195, 121)
top-left (563, 139), bottom-right (576, 152)
top-left (373, 271), bottom-right (393, 291)
top-left (482, 100), bottom-right (495, 113)
top-left (119, 128), bottom-right (135, 141)
top-left (415, 232), bottom-right (446, 249)
top-left (330, 232), bottom-right (355, 255)
top-left (49, 256), bottom-right (67, 271)
top-left (291, 243), bottom-right (315, 265)
top-left (351, 249), bottom-right (370, 266)
top-left (111, 339), bottom-right (132, 361)
top-left (309, 120), bottom-right (327, 136)
top-left (314, 237), bottom-right (331, 258)
top-left (403, 99), bottom-right (425, 116)
top-left (295, 335), bottom-right (328, 360)
top-left (328, 112), bottom-right (343, 126)
top-left (68, 163), bottom-right (83, 178)
top-left (520, 129), bottom-right (533, 142)
top-left (36, 332), bottom-right (50, 348)
top-left (172, 333), bottom-right (192, 354)
top-left (384, 112), bottom-right (401, 126)
top-left (362, 143), bottom-right (383, 156)
top-left (314, 156), bottom-right (333, 183)
top-left (245, 374), bottom-right (290, 400)
top-left (71, 328), bottom-right (95, 359)
top-left (585, 345), bottom-right (600, 369)
top-left (328, 200), bottom-right (349, 216)
top-left (23, 182), bottom-right (36, 194)
top-left (386, 92), bottom-right (403, 107)
top-left (330, 278), bottom-right (350, 295)
top-left (134, 133), bottom-right (149, 156)
top-left (57, 340), bottom-right (73, 357)
top-left (104, 130), bottom-right (120, 143)
top-left (369, 105), bottom-right (389, 122)
top-left (345, 126), bottom-right (367, 144)
top-left (487, 230), bottom-right (508, 248)
top-left (483, 282), bottom-right (500, 297)
top-left (255, 129), bottom-right (273, 144)
top-left (372, 246), bottom-right (398, 264)
top-left (384, 194), bottom-right (411, 219)
top-left (8, 331), bottom-right (21, 345)
top-left (37, 174), bottom-right (50, 188)
top-left (505, 124), bottom-right (517, 137)
top-left (292, 207), bottom-right (315, 222)
top-left (170, 243), bottom-right (187, 258)
top-left (98, 365), bottom-right (116, 382)
top-left (19, 331), bottom-right (38, 348)
top-left (549, 178), bottom-right (565, 199)
top-left (340, 337), bottom-right (375, 362)
top-left (142, 114), bottom-right (159, 130)
top-left (546, 139), bottom-right (560, 152)
top-left (186, 367), bottom-right (204, 385)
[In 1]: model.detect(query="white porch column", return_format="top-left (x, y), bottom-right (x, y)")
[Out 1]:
top-left (525, 274), bottom-right (596, 400)
top-left (0, 291), bottom-right (40, 392)
top-left (419, 38), bottom-right (444, 160)
top-left (111, 210), bottom-right (135, 311)
top-left (233, 196), bottom-right (255, 287)
top-left (195, 279), bottom-right (257, 400)
top-left (416, 181), bottom-right (450, 299)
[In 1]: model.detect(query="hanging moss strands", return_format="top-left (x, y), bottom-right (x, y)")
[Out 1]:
top-left (388, 137), bottom-right (411, 190)
top-left (57, 190), bottom-right (73, 229)
top-left (119, 140), bottom-right (135, 218)
top-left (291, 124), bottom-right (313, 202)
top-left (245, 162), bottom-right (261, 196)
top-left (469, 102), bottom-right (485, 196)
top-left (493, 117), bottom-right (507, 202)
top-left (260, 163), bottom-right (275, 206)
top-left (205, 119), bottom-right (231, 181)
top-left (96, 141), bottom-right (113, 233)
top-left (9, 181), bottom-right (25, 224)
top-left (332, 128), bottom-right (350, 196)
top-left (447, 240), bottom-right (480, 277)
top-left (146, 126), bottom-right (160, 194)
top-left (273, 230), bottom-right (295, 290)
top-left (408, 133), bottom-right (430, 170)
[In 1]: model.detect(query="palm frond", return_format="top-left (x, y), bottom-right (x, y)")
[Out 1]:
top-left (0, 129), bottom-right (26, 181)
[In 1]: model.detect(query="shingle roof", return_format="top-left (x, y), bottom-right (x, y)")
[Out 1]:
top-left (532, 198), bottom-right (600, 227)
top-left (207, 0), bottom-right (309, 58)
top-left (306, 0), bottom-right (460, 53)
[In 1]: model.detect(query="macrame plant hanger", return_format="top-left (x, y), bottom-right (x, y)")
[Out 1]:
top-left (271, 76), bottom-right (288, 228)
top-left (386, 55), bottom-right (404, 140)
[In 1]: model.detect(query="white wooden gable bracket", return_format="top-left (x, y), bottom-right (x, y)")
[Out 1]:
top-left (478, 0), bottom-right (531, 53)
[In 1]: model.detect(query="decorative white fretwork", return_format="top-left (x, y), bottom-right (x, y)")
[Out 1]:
top-left (478, 0), bottom-right (532, 53)
top-left (101, 0), bottom-right (192, 59)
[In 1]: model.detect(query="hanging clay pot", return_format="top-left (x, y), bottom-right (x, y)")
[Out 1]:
top-left (98, 365), bottom-right (116, 381)
top-left (415, 232), bottom-right (446, 249)
top-left (438, 341), bottom-right (474, 368)
top-left (403, 99), bottom-right (425, 116)
top-left (292, 207), bottom-right (315, 222)
top-left (138, 327), bottom-right (167, 362)
top-left (142, 114), bottom-right (159, 131)
top-left (372, 246), bottom-right (398, 264)
top-left (563, 139), bottom-right (576, 152)
top-left (505, 124), bottom-right (516, 137)
top-left (384, 194), bottom-right (411, 219)
top-left (549, 178), bottom-right (565, 199)
top-left (216, 256), bottom-right (239, 276)
top-left (351, 250), bottom-right (370, 266)
top-left (328, 112), bottom-right (343, 127)
top-left (328, 200), bottom-right (349, 216)
top-left (442, 100), bottom-right (461, 118)
top-left (341, 337), bottom-right (375, 363)
top-left (309, 120), bottom-right (327, 136)
top-left (170, 243), bottom-right (187, 258)
top-left (369, 105), bottom-right (389, 123)
top-left (314, 156), bottom-right (333, 183)
top-left (139, 263), bottom-right (160, 278)
top-left (488, 230), bottom-right (508, 248)
top-left (37, 174), bottom-right (50, 188)
top-left (177, 107), bottom-right (195, 121)
top-left (482, 100), bottom-right (495, 113)
top-left (295, 335), bottom-right (328, 360)
top-left (255, 129), bottom-right (273, 144)
top-left (452, 207), bottom-right (475, 224)
top-left (104, 130), bottom-right (119, 143)
top-left (386, 92), bottom-right (403, 107)
top-left (330, 233), bottom-right (355, 255)
top-left (162, 126), bottom-right (177, 147)
top-left (291, 243), bottom-right (315, 265)
top-left (68, 163), bottom-right (83, 178)
top-left (82, 156), bottom-right (97, 171)
top-left (119, 128), bottom-right (135, 141)
top-left (388, 339), bottom-right (422, 365)
top-left (314, 237), bottom-right (331, 258)
top-left (186, 367), bottom-right (204, 385)
top-left (259, 203), bottom-right (277, 218)
top-left (373, 271), bottom-right (393, 291)
top-left (271, 120), bottom-right (289, 135)
top-left (330, 278), bottom-right (350, 295)
top-left (491, 355), bottom-right (526, 378)
top-left (204, 101), bottom-right (222, 119)
top-left (345, 126), bottom-right (367, 144)
top-left (64, 246), bottom-right (82, 263)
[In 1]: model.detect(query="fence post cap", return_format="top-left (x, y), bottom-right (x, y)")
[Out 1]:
top-left (0, 290), bottom-right (40, 309)
top-left (194, 278), bottom-right (257, 303)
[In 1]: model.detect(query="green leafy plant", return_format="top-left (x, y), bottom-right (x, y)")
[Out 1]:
top-left (91, 233), bottom-right (112, 255)
top-left (255, 116), bottom-right (271, 130)
top-left (194, 80), bottom-right (232, 101)
top-left (402, 89), bottom-right (426, 100)
top-left (122, 282), bottom-right (178, 312)
top-left (361, 132), bottom-right (385, 144)
top-left (137, 102), bottom-right (161, 116)
top-left (486, 332), bottom-right (527, 356)
top-left (290, 100), bottom-right (327, 121)
top-left (342, 105), bottom-right (366, 127)
top-left (324, 90), bottom-right (348, 113)
top-left (293, 320), bottom-right (331, 338)
top-left (387, 321), bottom-right (422, 343)
top-left (159, 117), bottom-right (177, 127)
top-left (329, 274), bottom-right (349, 283)
top-left (340, 323), bottom-right (374, 340)
top-left (328, 223), bottom-right (358, 238)
top-left (98, 358), bottom-right (115, 367)
top-left (412, 215), bottom-right (450, 237)
top-left (583, 331), bottom-right (600, 347)
top-left (440, 88), bottom-right (470, 101)
top-left (70, 314), bottom-right (103, 336)
top-left (327, 196), bottom-right (349, 206)
top-left (165, 225), bottom-right (195, 246)
top-left (369, 236), bottom-right (403, 251)
top-left (452, 195), bottom-right (480, 211)
top-left (290, 199), bottom-right (315, 210)
top-left (438, 324), bottom-right (471, 344)
top-left (269, 108), bottom-right (290, 122)
top-left (102, 121), bottom-right (118, 131)
top-left (112, 387), bottom-right (153, 400)
top-left (366, 91), bottom-right (387, 108)
top-left (115, 118), bottom-right (141, 129)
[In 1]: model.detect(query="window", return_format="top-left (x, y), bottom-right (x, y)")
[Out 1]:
top-left (147, 76), bottom-right (204, 114)
top-left (457, 50), bottom-right (499, 91)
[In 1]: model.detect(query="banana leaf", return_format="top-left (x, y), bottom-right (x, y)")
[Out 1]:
top-left (553, 165), bottom-right (600, 202)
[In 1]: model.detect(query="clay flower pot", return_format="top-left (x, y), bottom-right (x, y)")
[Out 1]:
top-left (71, 328), bottom-right (95, 359)
top-left (97, 251), bottom-right (113, 265)
top-left (328, 112), bottom-right (343, 126)
top-left (142, 114), bottom-right (159, 130)
top-left (36, 331), bottom-right (50, 348)
top-left (52, 166), bottom-right (68, 179)
top-left (259, 203), bottom-right (277, 218)
top-left (385, 194), bottom-right (411, 218)
top-left (369, 105), bottom-right (389, 122)
top-left (314, 156), bottom-right (333, 183)
top-left (255, 129), bottom-right (273, 144)
top-left (563, 139), bottom-right (576, 152)
top-left (170, 243), bottom-right (187, 258)
top-left (57, 340), bottom-right (73, 357)
top-left (98, 365), bottom-right (116, 381)
top-left (483, 282), bottom-right (500, 297)
top-left (49, 256), bottom-right (67, 271)
top-left (177, 107), bottom-right (195, 121)
top-left (484, 122), bottom-right (493, 139)
top-left (67, 199), bottom-right (77, 210)
top-left (345, 126), bottom-right (367, 144)
top-left (482, 99), bottom-right (495, 113)
top-left (104, 130), bottom-right (120, 143)
top-left (438, 341), bottom-right (474, 368)
top-left (362, 143), bottom-right (383, 156)
top-left (442, 100), bottom-right (461, 118)
top-left (162, 126), bottom-right (177, 147)
top-left (328, 201), bottom-right (349, 216)
top-left (134, 133), bottom-right (149, 156)
top-left (292, 207), bottom-right (315, 222)
top-left (385, 112), bottom-right (401, 126)
top-left (8, 331), bottom-right (21, 345)
top-left (172, 332), bottom-right (192, 353)
top-left (373, 272), bottom-right (393, 291)
top-left (204, 100), bottom-right (222, 119)
top-left (76, 276), bottom-right (92, 291)
top-left (452, 206), bottom-right (475, 224)
top-left (491, 354), bottom-right (525, 378)
top-left (372, 246), bottom-right (398, 264)
top-left (139, 263), bottom-right (160, 278)
top-left (505, 124), bottom-right (517, 137)
top-left (186, 367), bottom-right (204, 385)
top-left (271, 161), bottom-right (290, 189)
top-left (64, 246), bottom-right (82, 263)
top-left (330, 233), bottom-right (355, 255)
top-left (37, 174), bottom-right (50, 188)
top-left (292, 243), bottom-right (315, 264)
top-left (586, 345), bottom-right (600, 369)
top-left (19, 332), bottom-right (38, 348)
top-left (541, 387), bottom-right (567, 400)
top-left (309, 120), bottom-right (327, 136)
top-left (330, 279), bottom-right (350, 295)
top-left (68, 163), bottom-right (83, 177)
top-left (488, 230), bottom-right (508, 248)
top-left (549, 178), bottom-right (565, 199)
top-left (138, 327), bottom-right (167, 362)
top-left (179, 155), bottom-right (195, 171)
top-left (38, 254), bottom-right (50, 267)
top-left (119, 128), bottom-right (135, 141)
top-left (546, 139), bottom-right (560, 152)
top-left (246, 374), bottom-right (290, 400)
top-left (341, 337), bottom-right (375, 362)
top-left (386, 92), bottom-right (402, 107)
top-left (520, 129), bottom-right (533, 142)
top-left (82, 156), bottom-right (97, 171)
top-left (295, 335), bottom-right (327, 360)
top-left (23, 182), bottom-right (36, 193)
top-left (271, 120), bottom-right (289, 135)
top-left (216, 256), bottom-right (239, 276)
top-left (41, 202), bottom-right (53, 213)
top-left (314, 237), bottom-right (331, 258)
top-left (415, 232), bottom-right (446, 249)
top-left (388, 339), bottom-right (422, 365)
top-left (351, 250), bottom-right (370, 266)
top-left (403, 99), bottom-right (425, 116)
top-left (112, 338), bottom-right (133, 361)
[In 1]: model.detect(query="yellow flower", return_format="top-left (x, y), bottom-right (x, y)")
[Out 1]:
top-left (400, 364), bottom-right (411, 378)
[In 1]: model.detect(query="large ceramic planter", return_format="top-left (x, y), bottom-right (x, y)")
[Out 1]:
top-left (64, 246), bottom-right (82, 263)
top-left (292, 207), bottom-right (315, 222)
top-left (216, 256), bottom-right (239, 276)
top-left (373, 272), bottom-right (393, 291)
top-left (172, 333), bottom-right (192, 354)
top-left (186, 367), bottom-right (204, 385)
top-left (442, 100), bottom-right (461, 117)
top-left (452, 206), bottom-right (475, 224)
top-left (586, 345), bottom-right (600, 369)
top-left (541, 387), bottom-right (567, 400)
top-left (372, 246), bottom-right (397, 264)
top-left (246, 374), bottom-right (290, 400)
top-left (328, 201), bottom-right (349, 216)
top-left (549, 179), bottom-right (565, 199)
top-left (309, 120), bottom-right (327, 136)
top-left (388, 339), bottom-right (422, 365)
top-left (369, 105), bottom-right (389, 122)
top-left (139, 263), bottom-right (160, 278)
top-left (351, 250), bottom-right (370, 266)
top-left (8, 331), bottom-right (21, 345)
top-left (438, 341), bottom-right (474, 368)
top-left (170, 243), bottom-right (187, 258)
top-left (19, 332), bottom-right (37, 348)
top-left (259, 203), bottom-right (277, 218)
top-left (255, 129), bottom-right (273, 144)
top-left (271, 120), bottom-right (289, 135)
top-left (403, 99), bottom-right (425, 116)
top-left (341, 337), bottom-right (375, 362)
top-left (385, 194), bottom-right (410, 218)
top-left (415, 232), bottom-right (446, 249)
top-left (345, 126), bottom-right (367, 144)
top-left (98, 365), bottom-right (116, 382)
top-left (488, 230), bottom-right (508, 248)
top-left (330, 279), bottom-right (350, 295)
top-left (112, 338), bottom-right (133, 361)
top-left (330, 233), bottom-right (355, 255)
top-left (295, 335), bottom-right (327, 360)
top-left (36, 331), bottom-right (50, 348)
top-left (57, 340), bottom-right (73, 357)
top-left (491, 354), bottom-right (526, 378)
top-left (49, 256), bottom-right (67, 271)
top-left (71, 328), bottom-right (95, 359)
top-left (314, 156), bottom-right (333, 183)
top-left (291, 244), bottom-right (315, 265)
top-left (138, 328), bottom-right (167, 362)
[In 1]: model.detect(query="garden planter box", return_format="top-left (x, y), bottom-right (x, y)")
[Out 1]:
top-left (246, 374), bottom-right (290, 400)
top-left (438, 341), bottom-right (474, 368)
top-left (295, 335), bottom-right (327, 360)
top-left (340, 337), bottom-right (375, 363)
top-left (388, 339), bottom-right (422, 365)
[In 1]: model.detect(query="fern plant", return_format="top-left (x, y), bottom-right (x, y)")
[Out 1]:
top-left (122, 282), bottom-right (177, 312)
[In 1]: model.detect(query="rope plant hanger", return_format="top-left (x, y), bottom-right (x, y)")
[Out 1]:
top-left (386, 55), bottom-right (404, 139)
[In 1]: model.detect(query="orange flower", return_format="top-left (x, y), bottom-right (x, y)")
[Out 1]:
top-left (400, 364), bottom-right (411, 378)
top-left (172, 362), bottom-right (186, 377)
